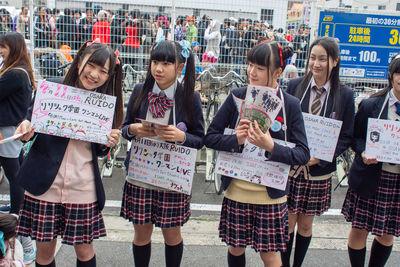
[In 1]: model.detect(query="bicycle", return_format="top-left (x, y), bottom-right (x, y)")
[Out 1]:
top-left (334, 148), bottom-right (354, 190)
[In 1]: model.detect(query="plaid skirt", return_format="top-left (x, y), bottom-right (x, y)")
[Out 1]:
top-left (16, 195), bottom-right (106, 245)
top-left (120, 182), bottom-right (191, 228)
top-left (288, 174), bottom-right (332, 216)
top-left (342, 171), bottom-right (400, 237)
top-left (219, 197), bottom-right (289, 252)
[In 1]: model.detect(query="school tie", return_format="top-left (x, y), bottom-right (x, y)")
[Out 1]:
top-left (310, 86), bottom-right (325, 115)
top-left (395, 102), bottom-right (400, 116)
top-left (148, 91), bottom-right (174, 118)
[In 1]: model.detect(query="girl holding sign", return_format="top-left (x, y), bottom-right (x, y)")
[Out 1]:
top-left (283, 36), bottom-right (354, 267)
top-left (14, 41), bottom-right (123, 267)
top-left (342, 54), bottom-right (400, 267)
top-left (204, 41), bottom-right (310, 267)
top-left (121, 40), bottom-right (204, 267)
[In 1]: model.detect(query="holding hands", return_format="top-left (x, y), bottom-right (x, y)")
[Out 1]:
top-left (235, 119), bottom-right (275, 153)
top-left (362, 151), bottom-right (378, 165)
top-left (129, 123), bottom-right (185, 143)
top-left (14, 120), bottom-right (35, 141)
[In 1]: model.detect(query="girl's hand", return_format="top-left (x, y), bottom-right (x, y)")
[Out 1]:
top-left (307, 157), bottom-right (320, 166)
top-left (362, 151), bottom-right (378, 165)
top-left (154, 125), bottom-right (185, 142)
top-left (129, 123), bottom-right (157, 137)
top-left (248, 120), bottom-right (274, 152)
top-left (236, 119), bottom-right (250, 145)
top-left (106, 129), bottom-right (122, 148)
top-left (14, 120), bottom-right (35, 142)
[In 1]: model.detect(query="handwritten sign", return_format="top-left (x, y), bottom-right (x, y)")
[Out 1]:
top-left (365, 118), bottom-right (400, 164)
top-left (31, 80), bottom-right (116, 144)
top-left (127, 137), bottom-right (197, 194)
top-left (215, 130), bottom-right (294, 191)
top-left (302, 113), bottom-right (343, 162)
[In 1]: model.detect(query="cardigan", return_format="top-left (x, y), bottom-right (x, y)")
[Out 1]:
top-left (286, 77), bottom-right (355, 177)
top-left (204, 86), bottom-right (310, 199)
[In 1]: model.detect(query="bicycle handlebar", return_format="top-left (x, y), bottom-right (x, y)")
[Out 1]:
top-left (197, 69), bottom-right (245, 83)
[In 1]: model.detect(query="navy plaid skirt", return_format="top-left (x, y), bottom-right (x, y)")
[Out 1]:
top-left (342, 171), bottom-right (400, 237)
top-left (219, 197), bottom-right (289, 252)
top-left (120, 182), bottom-right (191, 228)
top-left (16, 195), bottom-right (106, 245)
top-left (288, 174), bottom-right (331, 216)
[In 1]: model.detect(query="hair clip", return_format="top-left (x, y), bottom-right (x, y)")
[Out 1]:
top-left (114, 50), bottom-right (120, 65)
top-left (278, 45), bottom-right (283, 67)
top-left (87, 38), bottom-right (101, 47)
top-left (179, 40), bottom-right (191, 59)
top-left (154, 36), bottom-right (165, 49)
top-left (0, 231), bottom-right (6, 257)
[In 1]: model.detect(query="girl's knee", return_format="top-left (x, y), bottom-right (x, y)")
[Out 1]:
top-left (36, 240), bottom-right (57, 264)
top-left (134, 224), bottom-right (153, 245)
top-left (162, 227), bottom-right (182, 245)
top-left (229, 246), bottom-right (245, 256)
top-left (74, 243), bottom-right (95, 261)
top-left (260, 251), bottom-right (281, 266)
top-left (349, 228), bottom-right (368, 239)
top-left (376, 234), bottom-right (394, 246)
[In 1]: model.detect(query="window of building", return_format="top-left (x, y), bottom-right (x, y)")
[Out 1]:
top-left (378, 5), bottom-right (386, 10)
top-left (261, 9), bottom-right (274, 24)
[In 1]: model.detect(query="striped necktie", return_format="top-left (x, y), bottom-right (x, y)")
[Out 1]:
top-left (310, 86), bottom-right (325, 115)
top-left (148, 91), bottom-right (174, 118)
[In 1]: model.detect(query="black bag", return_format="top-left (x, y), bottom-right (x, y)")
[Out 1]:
top-left (39, 53), bottom-right (63, 78)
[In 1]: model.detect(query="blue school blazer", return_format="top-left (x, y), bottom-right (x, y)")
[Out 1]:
top-left (16, 77), bottom-right (109, 210)
top-left (348, 93), bottom-right (388, 198)
top-left (286, 77), bottom-right (355, 176)
top-left (121, 82), bottom-right (205, 170)
top-left (204, 87), bottom-right (310, 199)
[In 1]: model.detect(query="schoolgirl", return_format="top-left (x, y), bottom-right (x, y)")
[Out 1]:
top-left (342, 54), bottom-right (400, 267)
top-left (204, 41), bottom-right (310, 267)
top-left (120, 40), bottom-right (204, 267)
top-left (0, 213), bottom-right (24, 267)
top-left (14, 41), bottom-right (124, 267)
top-left (282, 36), bottom-right (354, 267)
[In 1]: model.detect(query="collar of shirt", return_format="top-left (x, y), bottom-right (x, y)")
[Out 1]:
top-left (310, 77), bottom-right (331, 94)
top-left (389, 88), bottom-right (400, 107)
top-left (152, 80), bottom-right (177, 100)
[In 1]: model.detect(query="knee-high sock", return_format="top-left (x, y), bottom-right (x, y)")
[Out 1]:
top-left (35, 259), bottom-right (56, 267)
top-left (132, 242), bottom-right (151, 267)
top-left (293, 233), bottom-right (312, 267)
top-left (227, 250), bottom-right (245, 267)
top-left (281, 232), bottom-right (294, 267)
top-left (368, 239), bottom-right (392, 267)
top-left (348, 246), bottom-right (366, 267)
top-left (165, 241), bottom-right (183, 267)
top-left (77, 255), bottom-right (96, 267)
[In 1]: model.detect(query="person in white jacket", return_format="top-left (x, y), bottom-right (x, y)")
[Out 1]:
top-left (204, 20), bottom-right (221, 61)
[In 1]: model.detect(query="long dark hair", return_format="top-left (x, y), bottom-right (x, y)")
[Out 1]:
top-left (63, 41), bottom-right (124, 128)
top-left (130, 40), bottom-right (196, 127)
top-left (372, 53), bottom-right (400, 97)
top-left (295, 36), bottom-right (341, 113)
top-left (0, 213), bottom-right (17, 259)
top-left (247, 40), bottom-right (294, 85)
top-left (0, 32), bottom-right (36, 89)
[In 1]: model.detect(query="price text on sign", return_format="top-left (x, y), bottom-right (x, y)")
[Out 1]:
top-left (302, 113), bottom-right (343, 162)
top-left (128, 137), bottom-right (197, 194)
top-left (31, 80), bottom-right (116, 144)
top-left (215, 136), bottom-right (294, 191)
top-left (365, 118), bottom-right (400, 164)
top-left (319, 11), bottom-right (400, 79)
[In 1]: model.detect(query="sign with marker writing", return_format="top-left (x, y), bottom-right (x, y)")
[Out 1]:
top-left (302, 113), bottom-right (342, 162)
top-left (365, 118), bottom-right (400, 164)
top-left (31, 80), bottom-right (116, 144)
top-left (128, 137), bottom-right (197, 194)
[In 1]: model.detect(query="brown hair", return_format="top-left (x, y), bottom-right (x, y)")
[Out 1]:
top-left (0, 32), bottom-right (36, 89)
top-left (0, 213), bottom-right (17, 259)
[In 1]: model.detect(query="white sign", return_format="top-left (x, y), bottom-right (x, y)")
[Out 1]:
top-left (302, 113), bottom-right (343, 162)
top-left (128, 137), bottom-right (197, 194)
top-left (215, 132), bottom-right (294, 191)
top-left (31, 80), bottom-right (116, 144)
top-left (365, 118), bottom-right (400, 164)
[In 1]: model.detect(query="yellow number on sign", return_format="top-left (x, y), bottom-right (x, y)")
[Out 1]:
top-left (390, 29), bottom-right (399, 45)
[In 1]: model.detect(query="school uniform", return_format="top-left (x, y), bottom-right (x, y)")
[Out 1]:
top-left (120, 81), bottom-right (204, 228)
top-left (15, 80), bottom-right (109, 245)
top-left (204, 86), bottom-right (310, 252)
top-left (342, 90), bottom-right (400, 237)
top-left (286, 77), bottom-right (354, 215)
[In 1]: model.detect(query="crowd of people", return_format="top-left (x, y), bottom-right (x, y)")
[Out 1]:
top-left (4, 6), bottom-right (312, 72)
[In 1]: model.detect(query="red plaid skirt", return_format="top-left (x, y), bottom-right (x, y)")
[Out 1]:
top-left (342, 171), bottom-right (400, 237)
top-left (219, 197), bottom-right (289, 252)
top-left (288, 174), bottom-right (332, 216)
top-left (16, 195), bottom-right (106, 245)
top-left (120, 182), bottom-right (191, 228)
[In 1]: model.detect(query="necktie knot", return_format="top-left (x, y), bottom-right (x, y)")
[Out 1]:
top-left (148, 92), bottom-right (174, 118)
top-left (314, 86), bottom-right (324, 98)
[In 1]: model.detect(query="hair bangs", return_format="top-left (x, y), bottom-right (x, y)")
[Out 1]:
top-left (247, 43), bottom-right (271, 67)
top-left (86, 46), bottom-right (113, 74)
top-left (390, 57), bottom-right (400, 75)
top-left (150, 41), bottom-right (177, 63)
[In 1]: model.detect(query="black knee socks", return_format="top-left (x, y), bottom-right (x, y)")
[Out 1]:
top-left (368, 239), bottom-right (393, 267)
top-left (281, 232), bottom-right (294, 267)
top-left (348, 246), bottom-right (366, 267)
top-left (132, 242), bottom-right (151, 267)
top-left (165, 241), bottom-right (183, 267)
top-left (227, 250), bottom-right (245, 267)
top-left (77, 255), bottom-right (96, 267)
top-left (35, 259), bottom-right (56, 267)
top-left (293, 233), bottom-right (312, 267)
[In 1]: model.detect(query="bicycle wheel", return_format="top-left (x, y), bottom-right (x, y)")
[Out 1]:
top-left (210, 150), bottom-right (223, 195)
